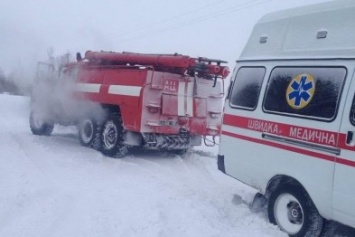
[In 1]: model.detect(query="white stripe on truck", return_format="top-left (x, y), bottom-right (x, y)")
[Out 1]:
top-left (178, 82), bottom-right (185, 116)
top-left (186, 82), bottom-right (194, 116)
top-left (75, 83), bottom-right (101, 93)
top-left (108, 85), bottom-right (142, 97)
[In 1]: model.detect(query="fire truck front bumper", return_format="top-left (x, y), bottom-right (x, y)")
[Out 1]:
top-left (217, 154), bottom-right (225, 173)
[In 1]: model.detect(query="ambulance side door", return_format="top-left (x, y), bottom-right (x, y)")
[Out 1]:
top-left (334, 67), bottom-right (355, 226)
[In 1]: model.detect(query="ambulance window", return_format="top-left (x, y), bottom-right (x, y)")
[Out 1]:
top-left (350, 97), bottom-right (355, 126)
top-left (263, 67), bottom-right (346, 121)
top-left (229, 67), bottom-right (265, 110)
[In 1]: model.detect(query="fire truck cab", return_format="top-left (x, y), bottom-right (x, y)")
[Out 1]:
top-left (30, 51), bottom-right (229, 157)
top-left (218, 1), bottom-right (355, 236)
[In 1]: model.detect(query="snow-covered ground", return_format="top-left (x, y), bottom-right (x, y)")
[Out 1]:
top-left (0, 94), bottom-right (286, 237)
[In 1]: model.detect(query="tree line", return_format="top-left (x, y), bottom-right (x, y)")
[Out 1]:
top-left (0, 70), bottom-right (23, 95)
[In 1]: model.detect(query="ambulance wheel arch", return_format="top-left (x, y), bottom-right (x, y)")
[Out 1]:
top-left (266, 175), bottom-right (324, 237)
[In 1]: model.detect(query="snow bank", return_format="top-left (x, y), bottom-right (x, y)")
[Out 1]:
top-left (0, 94), bottom-right (285, 237)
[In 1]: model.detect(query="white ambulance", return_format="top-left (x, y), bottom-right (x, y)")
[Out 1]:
top-left (218, 1), bottom-right (355, 236)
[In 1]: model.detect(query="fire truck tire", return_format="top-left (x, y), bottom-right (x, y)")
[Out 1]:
top-left (100, 113), bottom-right (126, 158)
top-left (78, 118), bottom-right (101, 149)
top-left (173, 149), bottom-right (188, 156)
top-left (268, 185), bottom-right (324, 237)
top-left (29, 111), bottom-right (54, 136)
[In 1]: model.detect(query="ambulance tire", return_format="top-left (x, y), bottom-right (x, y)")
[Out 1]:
top-left (78, 118), bottom-right (101, 150)
top-left (268, 185), bottom-right (323, 237)
top-left (100, 113), bottom-right (127, 158)
top-left (29, 111), bottom-right (54, 136)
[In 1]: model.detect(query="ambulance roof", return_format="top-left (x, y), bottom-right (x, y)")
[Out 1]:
top-left (239, 0), bottom-right (355, 61)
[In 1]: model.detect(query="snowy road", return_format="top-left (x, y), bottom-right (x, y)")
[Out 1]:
top-left (0, 94), bottom-right (286, 237)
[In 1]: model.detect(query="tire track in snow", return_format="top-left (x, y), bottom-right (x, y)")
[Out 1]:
top-left (0, 132), bottom-right (84, 237)
top-left (0, 132), bottom-right (68, 236)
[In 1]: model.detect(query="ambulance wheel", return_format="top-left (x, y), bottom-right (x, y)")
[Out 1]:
top-left (78, 118), bottom-right (101, 149)
top-left (29, 111), bottom-right (54, 136)
top-left (268, 186), bottom-right (323, 237)
top-left (100, 113), bottom-right (127, 158)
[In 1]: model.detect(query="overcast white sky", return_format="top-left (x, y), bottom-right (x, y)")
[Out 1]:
top-left (0, 0), bottom-right (331, 77)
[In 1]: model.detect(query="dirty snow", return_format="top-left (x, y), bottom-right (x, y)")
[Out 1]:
top-left (0, 94), bottom-right (286, 237)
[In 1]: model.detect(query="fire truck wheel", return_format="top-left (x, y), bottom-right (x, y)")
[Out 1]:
top-left (173, 149), bottom-right (188, 156)
top-left (29, 111), bottom-right (54, 136)
top-left (268, 185), bottom-right (324, 237)
top-left (78, 119), bottom-right (100, 148)
top-left (100, 113), bottom-right (126, 158)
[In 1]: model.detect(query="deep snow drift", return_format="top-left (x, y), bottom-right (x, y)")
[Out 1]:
top-left (0, 94), bottom-right (286, 237)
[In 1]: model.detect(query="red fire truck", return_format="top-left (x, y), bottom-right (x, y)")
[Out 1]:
top-left (30, 51), bottom-right (229, 157)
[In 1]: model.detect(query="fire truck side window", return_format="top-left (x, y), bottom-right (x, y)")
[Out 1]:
top-left (229, 67), bottom-right (266, 110)
top-left (263, 67), bottom-right (347, 121)
top-left (61, 67), bottom-right (78, 80)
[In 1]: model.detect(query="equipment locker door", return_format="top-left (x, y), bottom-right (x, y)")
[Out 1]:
top-left (334, 68), bottom-right (355, 225)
